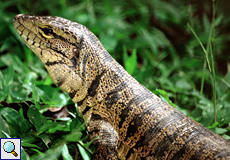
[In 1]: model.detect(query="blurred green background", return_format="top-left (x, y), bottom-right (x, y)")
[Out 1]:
top-left (0, 0), bottom-right (230, 159)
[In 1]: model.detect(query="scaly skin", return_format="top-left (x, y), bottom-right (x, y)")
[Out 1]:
top-left (13, 14), bottom-right (230, 160)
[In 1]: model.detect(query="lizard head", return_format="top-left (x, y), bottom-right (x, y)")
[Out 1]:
top-left (13, 14), bottom-right (106, 103)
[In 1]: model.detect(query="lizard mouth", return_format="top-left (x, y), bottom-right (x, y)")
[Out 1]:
top-left (13, 14), bottom-right (45, 54)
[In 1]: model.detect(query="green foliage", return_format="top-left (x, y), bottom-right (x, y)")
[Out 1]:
top-left (1, 0), bottom-right (230, 159)
top-left (0, 103), bottom-right (93, 160)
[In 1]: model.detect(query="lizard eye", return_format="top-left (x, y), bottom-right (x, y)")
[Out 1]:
top-left (73, 48), bottom-right (80, 59)
top-left (39, 27), bottom-right (54, 38)
top-left (42, 28), bottom-right (53, 36)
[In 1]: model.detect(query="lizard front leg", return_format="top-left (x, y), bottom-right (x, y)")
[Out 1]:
top-left (87, 120), bottom-right (119, 160)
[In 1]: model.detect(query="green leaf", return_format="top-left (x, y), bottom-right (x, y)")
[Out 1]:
top-left (27, 105), bottom-right (46, 132)
top-left (32, 84), bottom-right (40, 102)
top-left (37, 122), bottom-right (59, 135)
top-left (21, 143), bottom-right (42, 150)
top-left (48, 122), bottom-right (70, 133)
top-left (175, 79), bottom-right (192, 90)
top-left (62, 144), bottom-right (73, 160)
top-left (123, 46), bottom-right (137, 75)
top-left (1, 54), bottom-right (14, 66)
top-left (37, 85), bottom-right (69, 107)
top-left (31, 143), bottom-right (64, 160)
top-left (70, 118), bottom-right (85, 132)
top-left (3, 65), bottom-right (14, 86)
top-left (222, 134), bottom-right (230, 140)
top-left (66, 129), bottom-right (82, 142)
top-left (0, 85), bottom-right (10, 101)
top-left (39, 134), bottom-right (51, 148)
top-left (214, 14), bottom-right (223, 27)
top-left (80, 136), bottom-right (97, 154)
top-left (21, 147), bottom-right (29, 160)
top-left (215, 128), bottom-right (227, 135)
top-left (0, 71), bottom-right (4, 89)
top-left (21, 135), bottom-right (42, 145)
top-left (208, 122), bottom-right (219, 129)
top-left (0, 107), bottom-right (28, 135)
top-left (77, 144), bottom-right (91, 160)
top-left (0, 115), bottom-right (10, 138)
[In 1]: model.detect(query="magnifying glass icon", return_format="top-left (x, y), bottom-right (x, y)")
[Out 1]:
top-left (3, 141), bottom-right (18, 157)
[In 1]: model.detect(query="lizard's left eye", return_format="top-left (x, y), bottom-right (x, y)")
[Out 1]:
top-left (39, 27), bottom-right (53, 36)
top-left (41, 28), bottom-right (53, 36)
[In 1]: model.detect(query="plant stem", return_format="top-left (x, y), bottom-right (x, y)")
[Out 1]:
top-left (211, 0), bottom-right (217, 122)
top-left (187, 24), bottom-right (212, 72)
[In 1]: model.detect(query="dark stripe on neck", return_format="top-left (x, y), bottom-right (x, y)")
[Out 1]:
top-left (77, 97), bottom-right (85, 106)
top-left (82, 106), bottom-right (91, 115)
top-left (104, 83), bottom-right (124, 109)
top-left (88, 70), bottom-right (107, 97)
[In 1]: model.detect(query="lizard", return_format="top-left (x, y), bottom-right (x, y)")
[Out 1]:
top-left (13, 14), bottom-right (230, 160)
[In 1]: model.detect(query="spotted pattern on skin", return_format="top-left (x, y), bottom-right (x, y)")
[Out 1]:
top-left (13, 14), bottom-right (230, 160)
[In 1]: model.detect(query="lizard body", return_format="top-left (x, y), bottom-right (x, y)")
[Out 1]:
top-left (13, 14), bottom-right (230, 160)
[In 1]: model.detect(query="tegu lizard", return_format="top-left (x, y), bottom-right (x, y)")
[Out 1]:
top-left (13, 14), bottom-right (230, 160)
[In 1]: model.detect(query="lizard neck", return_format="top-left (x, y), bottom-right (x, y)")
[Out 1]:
top-left (73, 48), bottom-right (134, 123)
